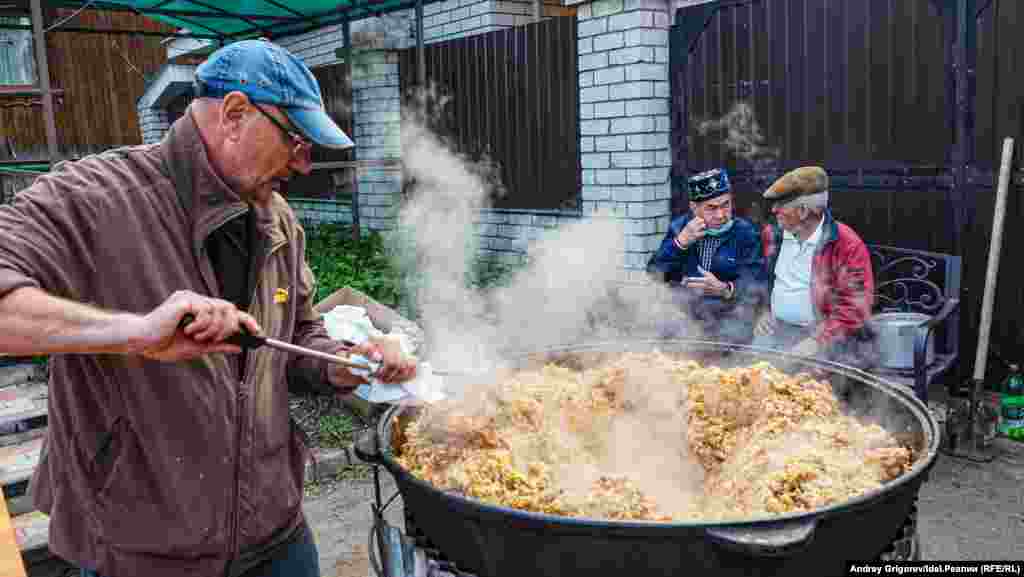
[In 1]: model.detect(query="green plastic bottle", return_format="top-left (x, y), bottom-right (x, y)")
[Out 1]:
top-left (999, 364), bottom-right (1024, 441)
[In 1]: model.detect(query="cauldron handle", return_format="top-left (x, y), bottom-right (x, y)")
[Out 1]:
top-left (354, 427), bottom-right (384, 465)
top-left (705, 518), bottom-right (818, 558)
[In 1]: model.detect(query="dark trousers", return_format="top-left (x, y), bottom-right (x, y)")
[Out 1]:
top-left (79, 523), bottom-right (320, 577)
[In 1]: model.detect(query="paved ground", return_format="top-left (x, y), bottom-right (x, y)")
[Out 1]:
top-left (305, 436), bottom-right (1024, 577)
top-left (917, 437), bottom-right (1024, 560)
top-left (304, 472), bottom-right (403, 577)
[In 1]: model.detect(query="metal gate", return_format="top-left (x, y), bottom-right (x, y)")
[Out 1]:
top-left (399, 16), bottom-right (579, 211)
top-left (670, 0), bottom-right (1024, 375)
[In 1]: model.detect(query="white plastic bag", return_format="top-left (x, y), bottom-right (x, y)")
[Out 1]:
top-left (321, 304), bottom-right (416, 356)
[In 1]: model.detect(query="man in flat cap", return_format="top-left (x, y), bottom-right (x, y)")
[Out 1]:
top-left (646, 168), bottom-right (763, 342)
top-left (753, 166), bottom-right (875, 359)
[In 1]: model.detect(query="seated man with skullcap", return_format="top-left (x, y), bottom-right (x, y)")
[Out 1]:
top-left (646, 168), bottom-right (764, 343)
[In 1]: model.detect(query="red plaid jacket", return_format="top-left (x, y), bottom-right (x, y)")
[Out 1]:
top-left (760, 210), bottom-right (875, 347)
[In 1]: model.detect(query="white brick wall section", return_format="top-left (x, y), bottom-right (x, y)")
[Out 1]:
top-left (577, 0), bottom-right (673, 270)
top-left (595, 135), bottom-right (626, 151)
top-left (594, 66), bottom-right (625, 85)
top-left (137, 105), bottom-right (169, 144)
top-left (349, 52), bottom-right (403, 235)
top-left (423, 0), bottom-right (518, 45)
top-left (277, 23), bottom-right (345, 67)
top-left (594, 101), bottom-right (625, 118)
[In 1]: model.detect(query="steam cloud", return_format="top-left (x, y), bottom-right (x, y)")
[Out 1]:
top-left (694, 100), bottom-right (780, 171)
top-left (388, 86), bottom-right (713, 511)
top-left (383, 91), bottom-right (902, 519)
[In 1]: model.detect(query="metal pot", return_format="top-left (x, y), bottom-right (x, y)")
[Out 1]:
top-left (357, 340), bottom-right (940, 577)
top-left (868, 312), bottom-right (935, 370)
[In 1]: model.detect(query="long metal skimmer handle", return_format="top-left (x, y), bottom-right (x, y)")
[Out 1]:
top-left (257, 336), bottom-right (376, 372)
top-left (178, 313), bottom-right (375, 372)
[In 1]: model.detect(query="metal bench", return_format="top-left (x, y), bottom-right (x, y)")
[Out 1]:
top-left (866, 245), bottom-right (962, 403)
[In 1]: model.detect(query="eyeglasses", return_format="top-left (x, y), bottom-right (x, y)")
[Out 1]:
top-left (251, 101), bottom-right (313, 160)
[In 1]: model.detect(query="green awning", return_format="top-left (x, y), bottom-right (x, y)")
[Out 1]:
top-left (0, 162), bottom-right (51, 175)
top-left (49, 0), bottom-right (434, 40)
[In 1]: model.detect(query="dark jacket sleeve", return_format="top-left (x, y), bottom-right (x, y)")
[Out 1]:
top-left (815, 227), bottom-right (876, 346)
top-left (0, 170), bottom-right (93, 301)
top-left (646, 215), bottom-right (689, 282)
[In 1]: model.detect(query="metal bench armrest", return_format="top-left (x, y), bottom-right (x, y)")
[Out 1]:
top-left (912, 298), bottom-right (960, 401)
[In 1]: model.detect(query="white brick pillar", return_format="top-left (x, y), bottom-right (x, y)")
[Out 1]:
top-left (352, 49), bottom-right (403, 232)
top-left (577, 0), bottom-right (672, 278)
top-left (137, 105), bottom-right (171, 145)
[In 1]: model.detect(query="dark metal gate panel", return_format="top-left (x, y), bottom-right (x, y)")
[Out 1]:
top-left (670, 0), bottom-right (1024, 375)
top-left (285, 62), bottom-right (356, 202)
top-left (671, 0), bottom-right (953, 248)
top-left (399, 17), bottom-right (579, 211)
top-left (962, 0), bottom-right (1024, 362)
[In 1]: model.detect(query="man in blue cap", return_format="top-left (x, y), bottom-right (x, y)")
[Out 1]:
top-left (646, 168), bottom-right (764, 342)
top-left (0, 39), bottom-right (416, 577)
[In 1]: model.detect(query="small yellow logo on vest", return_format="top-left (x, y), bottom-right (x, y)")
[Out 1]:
top-left (273, 288), bottom-right (289, 304)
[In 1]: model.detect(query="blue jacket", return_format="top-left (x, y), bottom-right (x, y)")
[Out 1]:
top-left (646, 213), bottom-right (764, 308)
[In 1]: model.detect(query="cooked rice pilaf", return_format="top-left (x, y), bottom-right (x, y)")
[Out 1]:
top-left (396, 351), bottom-right (913, 521)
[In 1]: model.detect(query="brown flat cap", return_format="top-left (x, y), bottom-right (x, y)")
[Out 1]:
top-left (763, 166), bottom-right (829, 202)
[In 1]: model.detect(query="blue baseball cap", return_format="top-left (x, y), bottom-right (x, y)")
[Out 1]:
top-left (195, 39), bottom-right (354, 150)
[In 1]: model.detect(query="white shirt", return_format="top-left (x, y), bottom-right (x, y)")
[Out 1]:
top-left (771, 215), bottom-right (825, 326)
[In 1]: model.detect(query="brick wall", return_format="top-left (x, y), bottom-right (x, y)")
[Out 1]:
top-left (351, 49), bottom-right (404, 231)
top-left (278, 20), bottom-right (406, 230)
top-left (137, 1), bottom-right (678, 279)
top-left (423, 0), bottom-right (548, 44)
top-left (573, 0), bottom-right (673, 276)
top-left (423, 0), bottom-right (498, 42)
top-left (137, 107), bottom-right (170, 145)
top-left (473, 209), bottom-right (582, 267)
top-left (275, 22), bottom-right (347, 68)
top-left (288, 197), bottom-right (355, 228)
top-left (420, 0), bottom-right (674, 278)
top-left (136, 64), bottom-right (195, 145)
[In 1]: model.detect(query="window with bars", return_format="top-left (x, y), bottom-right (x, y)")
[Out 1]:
top-left (0, 16), bottom-right (35, 86)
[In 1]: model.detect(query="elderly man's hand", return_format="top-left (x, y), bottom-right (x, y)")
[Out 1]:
top-left (138, 290), bottom-right (262, 362)
top-left (675, 217), bottom-right (707, 249)
top-left (685, 266), bottom-right (731, 297)
top-left (326, 336), bottom-right (418, 395)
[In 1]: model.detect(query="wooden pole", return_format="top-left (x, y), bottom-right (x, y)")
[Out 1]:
top-left (30, 0), bottom-right (58, 163)
top-left (967, 137), bottom-right (1014, 453)
top-left (972, 137), bottom-right (1014, 384)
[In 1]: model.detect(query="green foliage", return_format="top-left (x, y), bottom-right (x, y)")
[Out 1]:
top-left (467, 253), bottom-right (538, 292)
top-left (304, 224), bottom-right (404, 308)
top-left (317, 412), bottom-right (359, 449)
top-left (466, 258), bottom-right (519, 291)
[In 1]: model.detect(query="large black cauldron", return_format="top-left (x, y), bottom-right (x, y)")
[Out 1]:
top-left (357, 340), bottom-right (940, 577)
